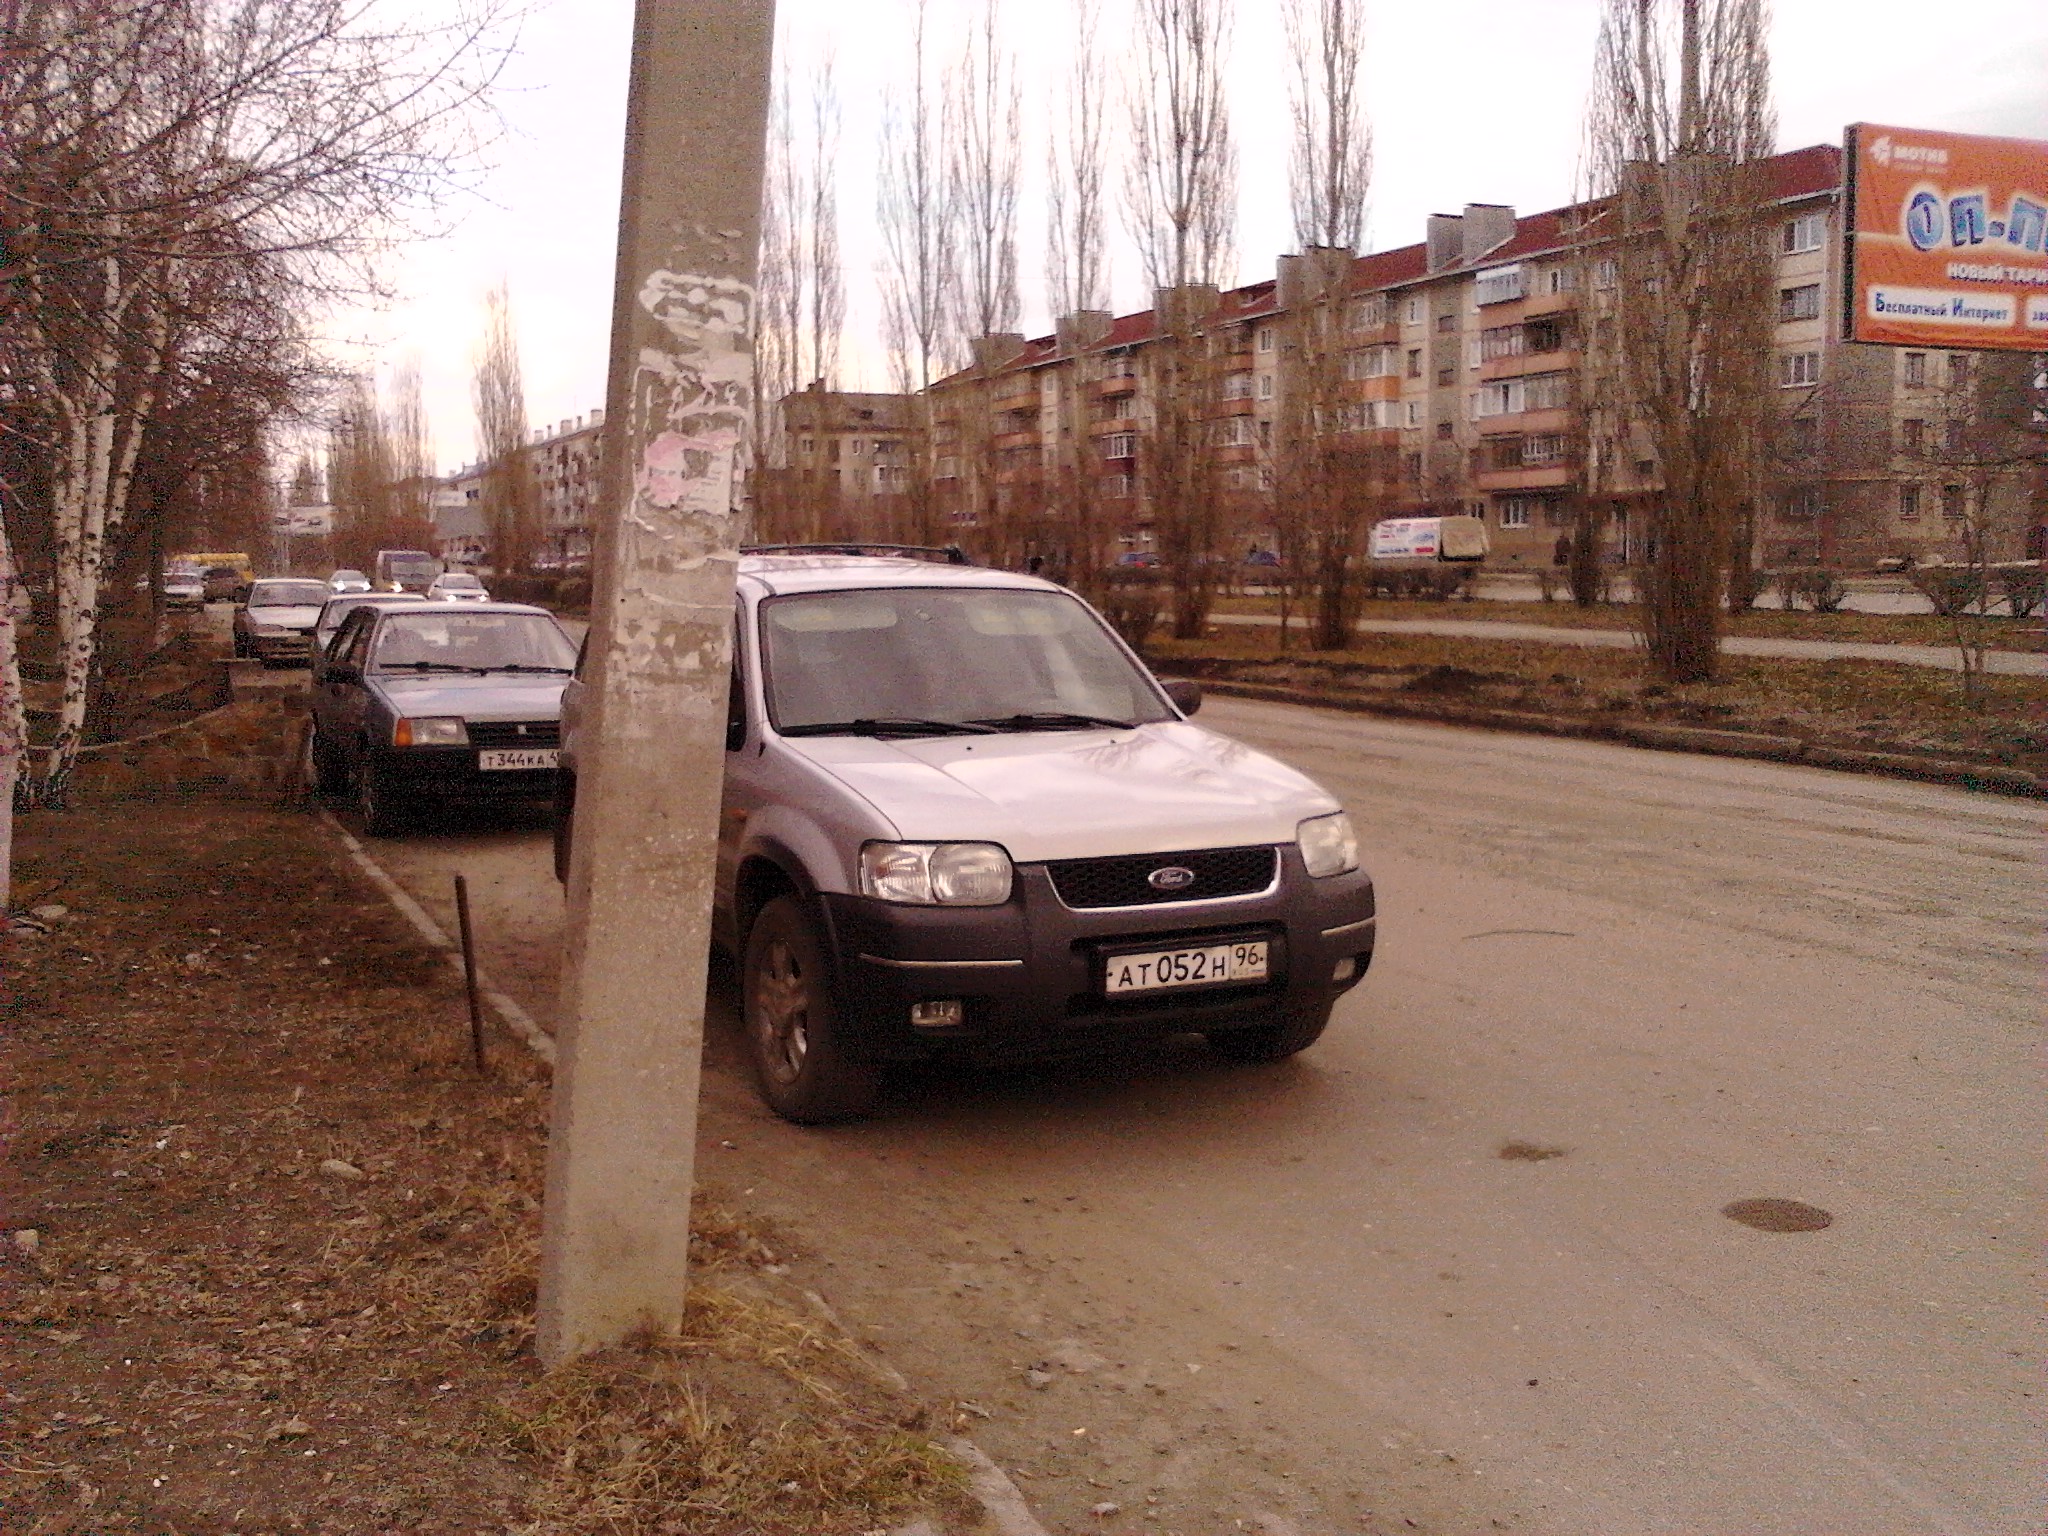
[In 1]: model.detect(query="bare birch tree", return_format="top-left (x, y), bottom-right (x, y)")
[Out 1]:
top-left (0, 0), bottom-right (506, 823)
top-left (472, 280), bottom-right (539, 574)
top-left (1581, 0), bottom-right (1777, 683)
top-left (877, 0), bottom-right (956, 544)
top-left (1124, 0), bottom-right (1238, 637)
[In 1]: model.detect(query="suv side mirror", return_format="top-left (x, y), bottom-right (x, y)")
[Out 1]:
top-left (1162, 677), bottom-right (1203, 716)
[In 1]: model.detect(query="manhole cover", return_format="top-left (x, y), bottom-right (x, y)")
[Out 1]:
top-left (1722, 1197), bottom-right (1833, 1233)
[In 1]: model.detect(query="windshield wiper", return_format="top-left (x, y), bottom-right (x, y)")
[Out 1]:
top-left (483, 663), bottom-right (573, 673)
top-left (376, 661), bottom-right (482, 674)
top-left (779, 717), bottom-right (1001, 738)
top-left (968, 711), bottom-right (1138, 732)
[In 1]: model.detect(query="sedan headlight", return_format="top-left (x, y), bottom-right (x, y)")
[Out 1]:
top-left (860, 841), bottom-right (1013, 906)
top-left (1297, 811), bottom-right (1359, 877)
top-left (394, 716), bottom-right (469, 748)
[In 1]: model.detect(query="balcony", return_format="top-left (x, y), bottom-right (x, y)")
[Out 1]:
top-left (992, 383), bottom-right (1038, 414)
top-left (1093, 371), bottom-right (1138, 398)
top-left (1213, 394), bottom-right (1257, 416)
top-left (1478, 348), bottom-right (1578, 382)
top-left (1474, 462), bottom-right (1576, 493)
top-left (1087, 416), bottom-right (1137, 437)
top-left (1473, 406), bottom-right (1572, 436)
top-left (992, 429), bottom-right (1041, 451)
top-left (1523, 286), bottom-right (1578, 319)
top-left (1341, 321), bottom-right (1402, 346)
top-left (1342, 376), bottom-right (1401, 401)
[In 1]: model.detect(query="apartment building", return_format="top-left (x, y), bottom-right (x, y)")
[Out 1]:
top-left (821, 142), bottom-right (2035, 574)
top-left (432, 409), bottom-right (605, 569)
top-left (753, 386), bottom-right (918, 540)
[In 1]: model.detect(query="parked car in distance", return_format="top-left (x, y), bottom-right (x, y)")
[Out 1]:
top-left (328, 569), bottom-right (372, 594)
top-left (162, 566), bottom-right (206, 608)
top-left (554, 550), bottom-right (1376, 1125)
top-left (374, 548), bottom-right (442, 594)
top-left (309, 602), bottom-right (575, 834)
top-left (309, 592), bottom-right (429, 676)
top-left (232, 578), bottom-right (331, 664)
top-left (428, 571), bottom-right (490, 602)
top-left (1111, 550), bottom-right (1161, 568)
top-left (202, 565), bottom-right (247, 602)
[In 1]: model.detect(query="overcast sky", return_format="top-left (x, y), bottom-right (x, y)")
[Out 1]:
top-left (324, 0), bottom-right (2048, 474)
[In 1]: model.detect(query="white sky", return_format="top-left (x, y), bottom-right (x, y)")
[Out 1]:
top-left (322, 0), bottom-right (2048, 474)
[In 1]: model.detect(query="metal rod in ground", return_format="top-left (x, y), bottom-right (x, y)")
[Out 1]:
top-left (453, 874), bottom-right (486, 1072)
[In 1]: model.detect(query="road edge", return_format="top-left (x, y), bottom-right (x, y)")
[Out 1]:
top-left (309, 807), bottom-right (1049, 1536)
top-left (1194, 679), bottom-right (2045, 798)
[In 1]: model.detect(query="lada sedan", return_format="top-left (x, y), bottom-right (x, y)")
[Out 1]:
top-left (310, 602), bottom-right (575, 834)
top-left (232, 578), bottom-right (330, 664)
top-left (555, 551), bottom-right (1376, 1123)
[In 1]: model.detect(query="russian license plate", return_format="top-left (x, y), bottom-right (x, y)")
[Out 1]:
top-left (477, 748), bottom-right (558, 771)
top-left (1104, 939), bottom-right (1268, 996)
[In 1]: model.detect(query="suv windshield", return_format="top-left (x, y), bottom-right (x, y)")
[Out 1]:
top-left (761, 587), bottom-right (1174, 735)
top-left (250, 580), bottom-right (331, 607)
top-left (370, 611), bottom-right (574, 673)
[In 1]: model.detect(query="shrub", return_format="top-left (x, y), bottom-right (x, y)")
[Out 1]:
top-left (1774, 567), bottom-right (1849, 613)
top-left (1994, 564), bottom-right (2043, 620)
top-left (1907, 563), bottom-right (1984, 618)
top-left (1096, 570), bottom-right (1162, 650)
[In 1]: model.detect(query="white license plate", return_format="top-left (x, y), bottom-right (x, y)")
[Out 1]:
top-left (478, 748), bottom-right (558, 771)
top-left (1104, 939), bottom-right (1269, 996)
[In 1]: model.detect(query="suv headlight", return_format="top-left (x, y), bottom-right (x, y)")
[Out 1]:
top-left (394, 716), bottom-right (469, 748)
top-left (860, 842), bottom-right (1014, 906)
top-left (1297, 812), bottom-right (1359, 877)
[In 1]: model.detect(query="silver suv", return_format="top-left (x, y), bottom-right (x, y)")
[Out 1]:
top-left (556, 549), bottom-right (1375, 1122)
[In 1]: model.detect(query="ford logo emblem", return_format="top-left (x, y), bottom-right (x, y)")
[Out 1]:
top-left (1148, 865), bottom-right (1196, 891)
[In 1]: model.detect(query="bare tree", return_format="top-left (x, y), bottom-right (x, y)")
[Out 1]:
top-left (1124, 0), bottom-right (1237, 295)
top-left (0, 0), bottom-right (506, 820)
top-left (1581, 0), bottom-right (1777, 684)
top-left (950, 0), bottom-right (1021, 341)
top-left (877, 0), bottom-right (955, 544)
top-left (1125, 0), bottom-right (1238, 638)
top-left (1285, 0), bottom-right (1372, 253)
top-left (471, 280), bottom-right (539, 574)
top-left (1046, 0), bottom-right (1111, 320)
top-left (805, 53), bottom-right (847, 397)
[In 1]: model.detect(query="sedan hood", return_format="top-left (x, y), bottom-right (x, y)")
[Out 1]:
top-left (251, 604), bottom-right (323, 629)
top-left (373, 672), bottom-right (567, 720)
top-left (785, 722), bottom-right (1338, 863)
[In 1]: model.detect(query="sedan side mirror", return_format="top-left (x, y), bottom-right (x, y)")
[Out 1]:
top-left (327, 663), bottom-right (361, 684)
top-left (1162, 677), bottom-right (1203, 716)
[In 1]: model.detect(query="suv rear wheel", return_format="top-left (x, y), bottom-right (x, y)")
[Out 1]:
top-left (1206, 996), bottom-right (1335, 1063)
top-left (742, 896), bottom-right (880, 1123)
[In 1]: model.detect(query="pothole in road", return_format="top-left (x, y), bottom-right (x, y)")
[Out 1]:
top-left (1722, 1197), bottom-right (1833, 1232)
top-left (1497, 1141), bottom-right (1567, 1162)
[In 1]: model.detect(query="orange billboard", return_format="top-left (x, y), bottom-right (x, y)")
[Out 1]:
top-left (1844, 122), bottom-right (2048, 352)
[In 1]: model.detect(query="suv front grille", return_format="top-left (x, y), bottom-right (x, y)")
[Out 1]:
top-left (1045, 845), bottom-right (1278, 909)
top-left (467, 720), bottom-right (560, 751)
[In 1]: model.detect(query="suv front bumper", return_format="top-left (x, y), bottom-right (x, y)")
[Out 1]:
top-left (818, 847), bottom-right (1374, 1062)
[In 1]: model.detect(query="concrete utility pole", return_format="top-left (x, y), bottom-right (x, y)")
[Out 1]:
top-left (537, 0), bottom-right (775, 1366)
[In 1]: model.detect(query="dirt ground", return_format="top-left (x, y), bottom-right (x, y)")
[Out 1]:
top-left (0, 801), bottom-right (964, 1536)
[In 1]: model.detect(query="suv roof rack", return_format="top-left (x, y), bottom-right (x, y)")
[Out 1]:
top-left (741, 542), bottom-right (972, 566)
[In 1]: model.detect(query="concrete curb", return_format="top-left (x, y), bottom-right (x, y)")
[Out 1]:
top-left (314, 808), bottom-right (557, 1065)
top-left (313, 809), bottom-right (1046, 1536)
top-left (1194, 679), bottom-right (2045, 798)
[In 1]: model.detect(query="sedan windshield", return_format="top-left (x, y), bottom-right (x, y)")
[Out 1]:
top-left (761, 587), bottom-right (1173, 735)
top-left (369, 611), bottom-right (575, 673)
top-left (250, 580), bottom-right (331, 607)
top-left (437, 573), bottom-right (483, 590)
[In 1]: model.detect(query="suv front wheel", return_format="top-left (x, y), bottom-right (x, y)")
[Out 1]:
top-left (1206, 996), bottom-right (1335, 1063)
top-left (741, 896), bottom-right (881, 1124)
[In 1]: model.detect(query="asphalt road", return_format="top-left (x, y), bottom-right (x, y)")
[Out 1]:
top-left (358, 699), bottom-right (2043, 1536)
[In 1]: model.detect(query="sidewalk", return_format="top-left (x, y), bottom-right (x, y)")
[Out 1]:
top-left (1211, 611), bottom-right (2048, 676)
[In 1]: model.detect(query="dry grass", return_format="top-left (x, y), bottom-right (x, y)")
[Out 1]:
top-left (1151, 629), bottom-right (2048, 770)
top-left (497, 1286), bottom-right (969, 1536)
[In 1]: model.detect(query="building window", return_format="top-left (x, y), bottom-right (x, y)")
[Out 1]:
top-left (1779, 284), bottom-right (1821, 323)
top-left (1475, 372), bottom-right (1569, 417)
top-left (1480, 325), bottom-right (1526, 361)
top-left (1213, 417), bottom-right (1255, 447)
top-left (935, 455), bottom-right (959, 480)
top-left (1523, 433), bottom-right (1566, 465)
top-left (1103, 432), bottom-right (1135, 460)
top-left (1436, 365), bottom-right (1455, 387)
top-left (1544, 265), bottom-right (1576, 295)
top-left (1901, 418), bottom-right (1925, 454)
top-left (1257, 326), bottom-right (1275, 352)
top-left (850, 438), bottom-right (865, 455)
top-left (1405, 400), bottom-right (1422, 428)
top-left (1903, 352), bottom-right (1927, 388)
top-left (1258, 418), bottom-right (1272, 446)
top-left (1405, 296), bottom-right (1422, 324)
top-left (1779, 485), bottom-right (1822, 522)
top-left (1942, 485), bottom-right (1966, 521)
top-left (1405, 348), bottom-right (1422, 378)
top-left (1779, 350), bottom-right (1820, 388)
top-left (1435, 421), bottom-right (1454, 440)
top-left (799, 436), bottom-right (814, 456)
top-left (875, 465), bottom-right (908, 489)
top-left (1222, 371), bottom-right (1254, 399)
top-left (1593, 257), bottom-right (1618, 290)
top-left (1343, 345), bottom-right (1397, 381)
top-left (1436, 312), bottom-right (1457, 332)
top-left (1898, 484), bottom-right (1921, 521)
top-left (1948, 353), bottom-right (1971, 387)
top-left (1257, 373), bottom-right (1275, 400)
top-left (1474, 264), bottom-right (1526, 305)
top-left (1103, 473), bottom-right (1134, 498)
top-left (1782, 212), bottom-right (1824, 254)
top-left (1498, 496), bottom-right (1532, 528)
top-left (1346, 297), bottom-right (1384, 332)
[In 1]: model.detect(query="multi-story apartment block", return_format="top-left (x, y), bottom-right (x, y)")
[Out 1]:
top-left (797, 142), bottom-right (2036, 574)
top-left (432, 409), bottom-right (605, 569)
top-left (754, 386), bottom-right (918, 539)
